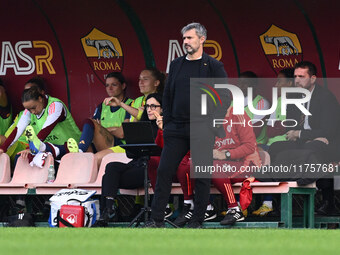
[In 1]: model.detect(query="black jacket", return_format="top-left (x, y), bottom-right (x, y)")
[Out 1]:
top-left (287, 84), bottom-right (340, 148)
top-left (162, 52), bottom-right (228, 133)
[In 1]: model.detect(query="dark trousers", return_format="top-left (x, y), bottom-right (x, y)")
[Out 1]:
top-left (101, 160), bottom-right (145, 198)
top-left (269, 140), bottom-right (334, 203)
top-left (151, 124), bottom-right (214, 223)
top-left (269, 140), bottom-right (329, 163)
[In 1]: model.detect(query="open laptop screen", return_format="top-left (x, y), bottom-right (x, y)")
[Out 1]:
top-left (122, 121), bottom-right (156, 144)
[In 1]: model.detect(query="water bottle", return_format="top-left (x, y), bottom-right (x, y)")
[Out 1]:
top-left (47, 164), bottom-right (55, 183)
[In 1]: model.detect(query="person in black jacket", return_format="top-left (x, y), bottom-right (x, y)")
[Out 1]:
top-left (147, 22), bottom-right (229, 228)
top-left (269, 61), bottom-right (340, 215)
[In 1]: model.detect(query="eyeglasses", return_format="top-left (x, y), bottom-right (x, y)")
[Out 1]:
top-left (145, 104), bottom-right (161, 110)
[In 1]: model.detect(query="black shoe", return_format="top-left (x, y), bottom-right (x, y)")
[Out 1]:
top-left (186, 220), bottom-right (203, 229)
top-left (316, 201), bottom-right (337, 215)
top-left (143, 219), bottom-right (165, 228)
top-left (173, 203), bottom-right (193, 227)
top-left (204, 206), bottom-right (217, 222)
top-left (220, 209), bottom-right (244, 225)
top-left (100, 206), bottom-right (118, 222)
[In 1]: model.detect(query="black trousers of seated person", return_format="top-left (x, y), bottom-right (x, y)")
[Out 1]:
top-left (268, 140), bottom-right (330, 164)
top-left (151, 126), bottom-right (214, 224)
top-left (268, 140), bottom-right (334, 204)
top-left (101, 159), bottom-right (145, 199)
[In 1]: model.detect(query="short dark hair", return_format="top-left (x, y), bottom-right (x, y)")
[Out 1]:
top-left (26, 77), bottom-right (46, 92)
top-left (106, 72), bottom-right (126, 85)
top-left (279, 68), bottom-right (294, 78)
top-left (294, 61), bottom-right (317, 76)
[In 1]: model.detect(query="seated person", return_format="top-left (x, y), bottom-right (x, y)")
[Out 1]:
top-left (211, 106), bottom-right (261, 225)
top-left (1, 85), bottom-right (81, 163)
top-left (93, 68), bottom-right (165, 166)
top-left (237, 71), bottom-right (270, 146)
top-left (0, 78), bottom-right (12, 140)
top-left (253, 68), bottom-right (294, 216)
top-left (268, 61), bottom-right (340, 215)
top-left (95, 93), bottom-right (164, 226)
top-left (1, 77), bottom-right (46, 166)
top-left (67, 72), bottom-right (132, 155)
top-left (110, 67), bottom-right (165, 122)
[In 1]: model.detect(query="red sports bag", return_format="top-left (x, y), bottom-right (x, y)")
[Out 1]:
top-left (58, 205), bottom-right (87, 228)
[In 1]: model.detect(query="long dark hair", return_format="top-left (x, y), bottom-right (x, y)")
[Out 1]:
top-left (140, 93), bottom-right (163, 139)
top-left (22, 86), bottom-right (44, 103)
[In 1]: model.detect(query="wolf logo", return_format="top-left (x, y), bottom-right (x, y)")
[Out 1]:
top-left (264, 35), bottom-right (299, 56)
top-left (85, 38), bottom-right (120, 59)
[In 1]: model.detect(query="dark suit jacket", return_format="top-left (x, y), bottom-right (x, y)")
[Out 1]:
top-left (287, 84), bottom-right (340, 147)
top-left (163, 52), bottom-right (228, 130)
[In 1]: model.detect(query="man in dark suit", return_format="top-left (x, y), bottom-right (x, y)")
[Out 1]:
top-left (146, 23), bottom-right (228, 228)
top-left (269, 61), bottom-right (340, 215)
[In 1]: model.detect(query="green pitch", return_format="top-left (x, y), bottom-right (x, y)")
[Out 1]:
top-left (0, 228), bottom-right (338, 255)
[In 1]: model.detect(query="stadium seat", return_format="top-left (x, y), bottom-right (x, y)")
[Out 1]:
top-left (0, 153), bottom-right (11, 183)
top-left (35, 152), bottom-right (98, 194)
top-left (73, 153), bottom-right (132, 194)
top-left (0, 154), bottom-right (54, 194)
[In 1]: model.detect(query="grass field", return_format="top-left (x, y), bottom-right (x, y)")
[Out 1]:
top-left (0, 228), bottom-right (339, 255)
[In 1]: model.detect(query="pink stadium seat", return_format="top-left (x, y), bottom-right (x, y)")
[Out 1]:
top-left (73, 153), bottom-right (132, 194)
top-left (35, 152), bottom-right (98, 194)
top-left (0, 153), bottom-right (11, 183)
top-left (0, 154), bottom-right (54, 194)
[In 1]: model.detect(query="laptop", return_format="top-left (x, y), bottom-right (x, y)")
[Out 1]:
top-left (121, 122), bottom-right (162, 157)
top-left (122, 121), bottom-right (156, 145)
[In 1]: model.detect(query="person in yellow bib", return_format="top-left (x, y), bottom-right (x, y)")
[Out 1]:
top-left (66, 72), bottom-right (133, 158)
top-left (252, 68), bottom-right (294, 217)
top-left (3, 86), bottom-right (81, 161)
top-left (266, 68), bottom-right (294, 147)
top-left (0, 77), bottom-right (47, 166)
top-left (106, 67), bottom-right (165, 122)
top-left (237, 71), bottom-right (270, 145)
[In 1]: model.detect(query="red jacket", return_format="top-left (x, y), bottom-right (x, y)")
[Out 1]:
top-left (214, 107), bottom-right (261, 167)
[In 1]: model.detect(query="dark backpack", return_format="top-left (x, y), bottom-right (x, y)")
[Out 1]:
top-left (5, 213), bottom-right (35, 227)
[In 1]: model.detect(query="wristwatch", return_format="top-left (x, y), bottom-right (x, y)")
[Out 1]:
top-left (225, 150), bottom-right (231, 160)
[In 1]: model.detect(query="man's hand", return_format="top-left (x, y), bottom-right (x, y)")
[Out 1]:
top-left (213, 149), bottom-right (226, 160)
top-left (104, 97), bottom-right (120, 107)
top-left (286, 130), bottom-right (300, 141)
top-left (314, 137), bottom-right (329, 145)
top-left (0, 148), bottom-right (4, 155)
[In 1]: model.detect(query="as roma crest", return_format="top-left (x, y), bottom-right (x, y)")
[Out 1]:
top-left (259, 25), bottom-right (302, 74)
top-left (81, 28), bottom-right (124, 84)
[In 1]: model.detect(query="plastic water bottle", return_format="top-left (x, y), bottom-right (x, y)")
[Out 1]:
top-left (47, 164), bottom-right (55, 183)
